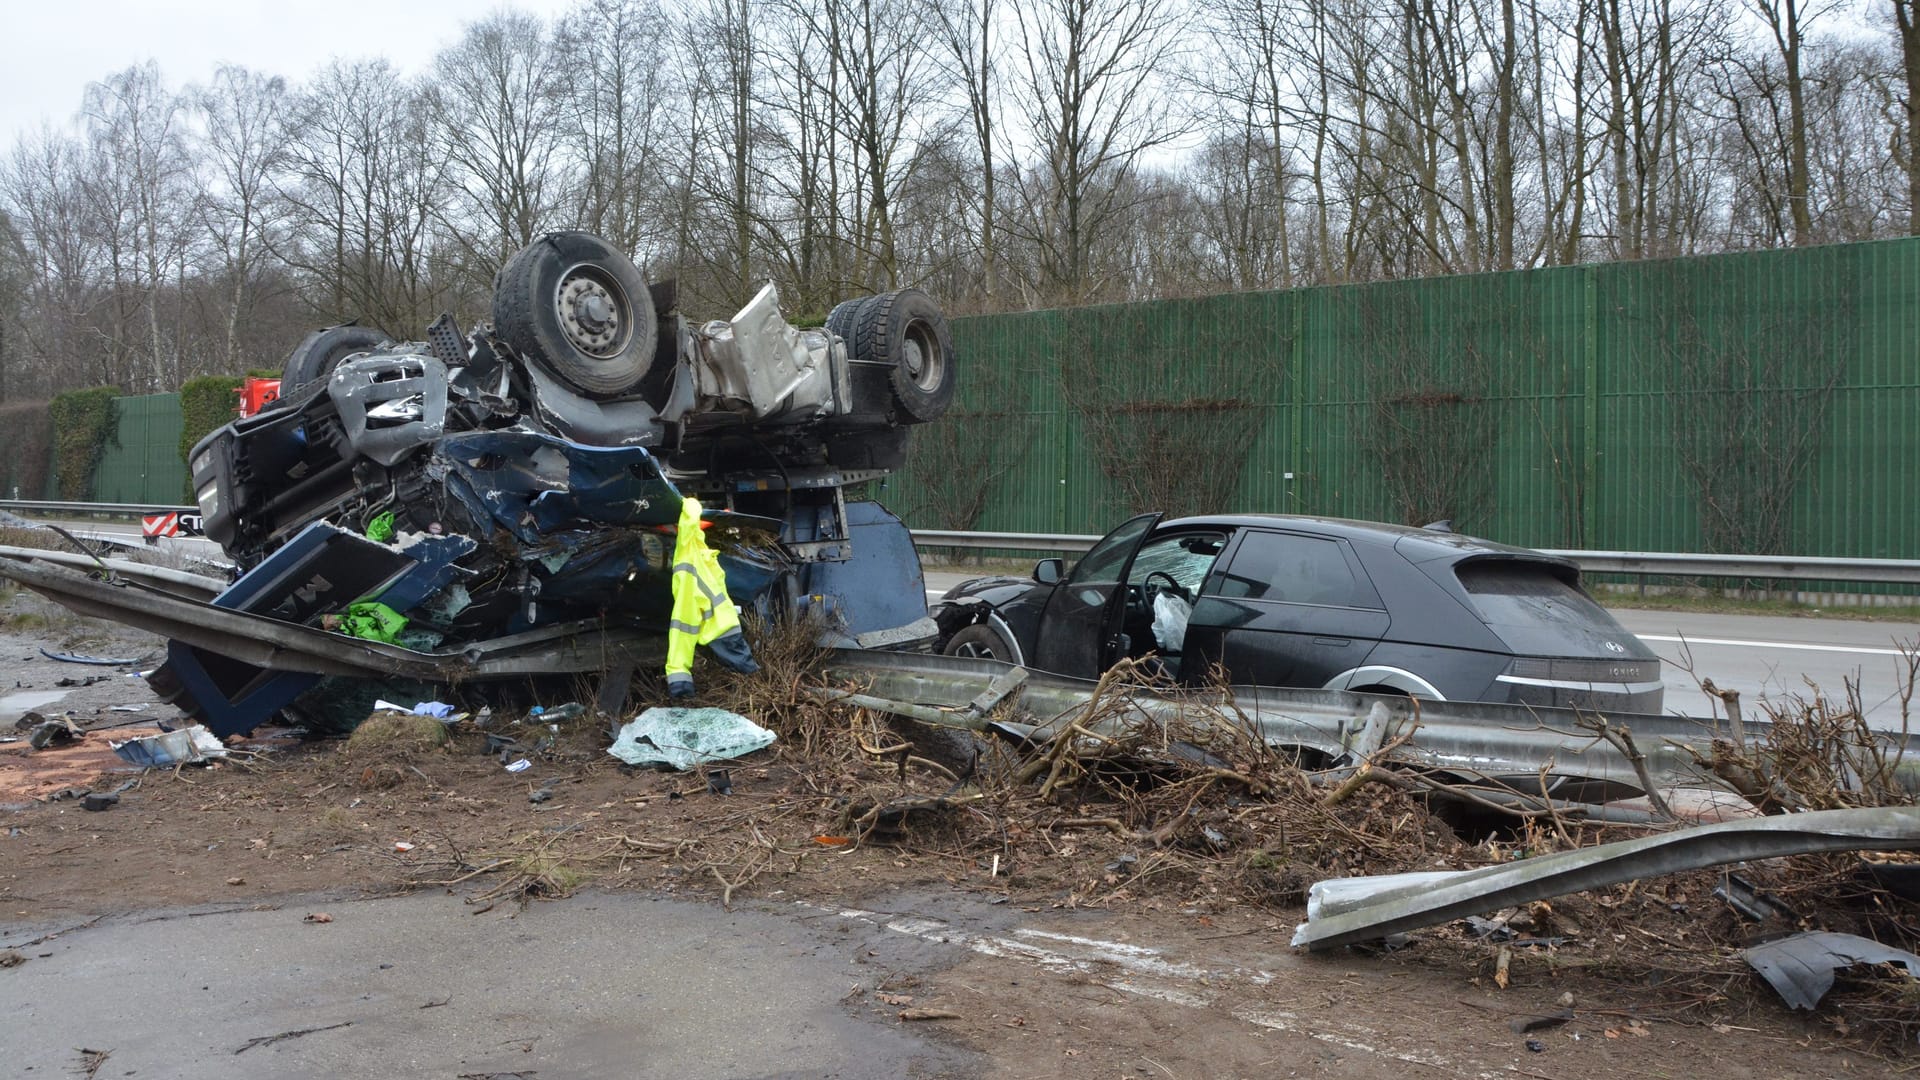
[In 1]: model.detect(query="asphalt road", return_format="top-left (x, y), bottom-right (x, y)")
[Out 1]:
top-left (2, 891), bottom-right (983, 1079)
top-left (923, 571), bottom-right (1920, 727)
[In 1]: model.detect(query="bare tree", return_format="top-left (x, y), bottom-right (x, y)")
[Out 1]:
top-left (276, 59), bottom-right (448, 333)
top-left (934, 0), bottom-right (1005, 303)
top-left (555, 0), bottom-right (677, 259)
top-left (1742, 0), bottom-right (1825, 245)
top-left (429, 11), bottom-right (567, 285)
top-left (1897, 0), bottom-right (1920, 234)
top-left (1192, 0), bottom-right (1299, 288)
top-left (83, 62), bottom-right (193, 389)
top-left (1, 129), bottom-right (105, 390)
top-left (193, 64), bottom-right (289, 372)
top-left (675, 0), bottom-right (761, 307)
top-left (1588, 0), bottom-right (1727, 259)
top-left (1005, 0), bottom-right (1187, 304)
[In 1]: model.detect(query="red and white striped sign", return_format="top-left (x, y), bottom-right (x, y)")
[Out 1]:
top-left (141, 512), bottom-right (179, 538)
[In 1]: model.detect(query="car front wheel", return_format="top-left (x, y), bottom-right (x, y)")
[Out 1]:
top-left (943, 622), bottom-right (1014, 662)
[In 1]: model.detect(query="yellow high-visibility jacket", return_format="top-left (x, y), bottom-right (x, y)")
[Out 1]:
top-left (664, 496), bottom-right (758, 696)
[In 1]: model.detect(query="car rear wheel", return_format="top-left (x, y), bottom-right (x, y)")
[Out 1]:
top-left (493, 231), bottom-right (657, 398)
top-left (943, 622), bottom-right (1014, 661)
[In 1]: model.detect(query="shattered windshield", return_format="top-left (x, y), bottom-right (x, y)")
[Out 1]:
top-left (1125, 532), bottom-right (1228, 593)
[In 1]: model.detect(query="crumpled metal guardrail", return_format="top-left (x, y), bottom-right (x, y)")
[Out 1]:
top-left (0, 555), bottom-right (663, 681)
top-left (1290, 805), bottom-right (1920, 951)
top-left (820, 649), bottom-right (1915, 800)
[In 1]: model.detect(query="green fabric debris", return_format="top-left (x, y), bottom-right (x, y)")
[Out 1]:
top-left (365, 511), bottom-right (397, 543)
top-left (332, 601), bottom-right (408, 643)
top-left (607, 707), bottom-right (776, 770)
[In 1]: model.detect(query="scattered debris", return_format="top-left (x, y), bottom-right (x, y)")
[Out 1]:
top-left (110, 725), bottom-right (228, 768)
top-left (897, 1008), bottom-right (963, 1021)
top-left (73, 1047), bottom-right (111, 1079)
top-left (504, 759), bottom-right (532, 773)
top-left (1292, 806), bottom-right (1920, 951)
top-left (39, 649), bottom-right (140, 666)
top-left (839, 792), bottom-right (983, 838)
top-left (233, 1021), bottom-right (353, 1055)
top-left (26, 717), bottom-right (83, 750)
top-left (374, 699), bottom-right (456, 720)
top-left (80, 792), bottom-right (118, 812)
top-left (1714, 871), bottom-right (1796, 922)
top-left (1742, 931), bottom-right (1920, 1010)
top-left (303, 913), bottom-right (333, 924)
top-left (1511, 1011), bottom-right (1574, 1033)
top-left (606, 707), bottom-right (776, 770)
top-left (0, 949), bottom-right (24, 968)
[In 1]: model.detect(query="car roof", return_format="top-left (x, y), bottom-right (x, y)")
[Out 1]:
top-left (1157, 513), bottom-right (1572, 567)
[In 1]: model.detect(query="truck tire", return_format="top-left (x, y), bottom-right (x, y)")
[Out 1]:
top-left (825, 295), bottom-right (868, 345)
top-left (493, 231), bottom-right (656, 398)
top-left (282, 325), bottom-right (387, 394)
top-left (846, 289), bottom-right (955, 423)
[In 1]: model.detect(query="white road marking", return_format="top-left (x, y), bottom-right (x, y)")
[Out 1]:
top-left (1638, 634), bottom-right (1907, 657)
top-left (797, 900), bottom-right (1501, 1075)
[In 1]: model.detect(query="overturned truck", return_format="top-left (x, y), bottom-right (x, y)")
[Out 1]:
top-left (132, 232), bottom-right (955, 733)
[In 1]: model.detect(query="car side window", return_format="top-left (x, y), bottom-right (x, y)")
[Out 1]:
top-left (1125, 532), bottom-right (1228, 593)
top-left (1212, 531), bottom-right (1380, 608)
top-left (1067, 513), bottom-right (1158, 585)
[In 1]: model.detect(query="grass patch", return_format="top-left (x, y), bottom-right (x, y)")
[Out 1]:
top-left (0, 526), bottom-right (64, 552)
top-left (1597, 586), bottom-right (1920, 621)
top-left (317, 806), bottom-right (366, 837)
top-left (344, 711), bottom-right (451, 757)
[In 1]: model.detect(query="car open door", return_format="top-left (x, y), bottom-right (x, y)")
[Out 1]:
top-left (1032, 512), bottom-right (1162, 678)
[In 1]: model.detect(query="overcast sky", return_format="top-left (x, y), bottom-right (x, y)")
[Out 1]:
top-left (1, 0), bottom-right (578, 145)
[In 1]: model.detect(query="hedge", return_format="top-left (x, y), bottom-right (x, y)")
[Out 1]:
top-left (179, 374), bottom-right (247, 465)
top-left (48, 386), bottom-right (122, 501)
top-left (0, 399), bottom-right (52, 499)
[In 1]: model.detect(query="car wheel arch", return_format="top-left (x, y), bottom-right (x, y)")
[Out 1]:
top-left (1324, 666), bottom-right (1445, 699)
top-left (937, 610), bottom-right (1027, 666)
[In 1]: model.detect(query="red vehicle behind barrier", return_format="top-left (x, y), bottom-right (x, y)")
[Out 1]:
top-left (235, 377), bottom-right (280, 418)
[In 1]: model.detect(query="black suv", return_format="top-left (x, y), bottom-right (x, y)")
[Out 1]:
top-left (931, 513), bottom-right (1663, 714)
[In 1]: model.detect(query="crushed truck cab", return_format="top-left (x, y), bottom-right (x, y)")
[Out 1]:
top-left (164, 231), bottom-right (952, 735)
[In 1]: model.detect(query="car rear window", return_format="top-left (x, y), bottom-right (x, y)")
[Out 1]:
top-left (1212, 531), bottom-right (1380, 608)
top-left (1454, 559), bottom-right (1617, 625)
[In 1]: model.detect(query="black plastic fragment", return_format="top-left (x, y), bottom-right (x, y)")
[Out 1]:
top-left (1742, 931), bottom-right (1920, 1010)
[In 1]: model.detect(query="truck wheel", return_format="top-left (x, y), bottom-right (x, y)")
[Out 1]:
top-left (825, 294), bottom-right (869, 344)
top-left (493, 231), bottom-right (657, 398)
top-left (848, 289), bottom-right (955, 423)
top-left (282, 325), bottom-right (387, 393)
top-left (943, 622), bottom-right (1014, 661)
